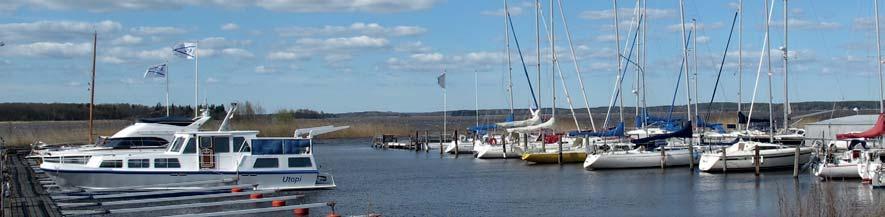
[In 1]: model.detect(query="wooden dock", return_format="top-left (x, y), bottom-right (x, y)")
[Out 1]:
top-left (2, 148), bottom-right (63, 217)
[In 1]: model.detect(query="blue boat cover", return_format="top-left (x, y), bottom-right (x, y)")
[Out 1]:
top-left (630, 121), bottom-right (693, 146)
top-left (568, 122), bottom-right (625, 137)
top-left (468, 124), bottom-right (498, 135)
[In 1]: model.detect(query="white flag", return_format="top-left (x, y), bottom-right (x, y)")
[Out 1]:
top-left (437, 71), bottom-right (446, 89)
top-left (144, 63), bottom-right (167, 78)
top-left (172, 42), bottom-right (197, 59)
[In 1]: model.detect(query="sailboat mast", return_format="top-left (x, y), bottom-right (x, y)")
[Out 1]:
top-left (679, 0), bottom-right (692, 124)
top-left (551, 0), bottom-right (556, 119)
top-left (738, 0), bottom-right (744, 129)
top-left (88, 31), bottom-right (96, 144)
top-left (612, 0), bottom-right (623, 126)
top-left (693, 19), bottom-right (700, 128)
top-left (641, 0), bottom-right (649, 129)
top-left (765, 0), bottom-right (775, 142)
top-left (782, 0), bottom-right (789, 130)
top-left (505, 0), bottom-right (514, 115)
top-left (878, 0), bottom-right (884, 113)
top-left (536, 0), bottom-right (542, 116)
top-left (475, 70), bottom-right (479, 127)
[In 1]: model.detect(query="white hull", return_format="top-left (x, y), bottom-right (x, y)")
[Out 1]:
top-left (699, 147), bottom-right (813, 172)
top-left (444, 141), bottom-right (474, 154)
top-left (474, 144), bottom-right (523, 159)
top-left (42, 167), bottom-right (334, 190)
top-left (584, 149), bottom-right (692, 170)
top-left (815, 163), bottom-right (860, 179)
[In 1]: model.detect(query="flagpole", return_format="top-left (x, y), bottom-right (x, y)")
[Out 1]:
top-left (443, 68), bottom-right (447, 143)
top-left (165, 59), bottom-right (170, 117)
top-left (194, 42), bottom-right (199, 118)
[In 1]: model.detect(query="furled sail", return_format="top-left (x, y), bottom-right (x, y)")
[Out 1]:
top-left (496, 109), bottom-right (541, 128)
top-left (631, 121), bottom-right (693, 145)
top-left (506, 116), bottom-right (555, 133)
top-left (836, 113), bottom-right (885, 140)
top-left (568, 122), bottom-right (625, 137)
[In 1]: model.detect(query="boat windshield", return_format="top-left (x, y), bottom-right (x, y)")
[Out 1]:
top-left (168, 137), bottom-right (185, 152)
top-left (252, 138), bottom-right (310, 155)
top-left (102, 137), bottom-right (168, 149)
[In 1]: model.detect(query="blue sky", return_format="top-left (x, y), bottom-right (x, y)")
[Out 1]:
top-left (0, 0), bottom-right (883, 113)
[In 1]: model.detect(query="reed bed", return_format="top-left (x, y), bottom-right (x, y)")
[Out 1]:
top-left (777, 182), bottom-right (885, 217)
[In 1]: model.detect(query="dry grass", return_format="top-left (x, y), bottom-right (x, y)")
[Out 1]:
top-left (0, 120), bottom-right (129, 147)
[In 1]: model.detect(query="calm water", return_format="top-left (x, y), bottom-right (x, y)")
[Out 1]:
top-left (297, 139), bottom-right (883, 216)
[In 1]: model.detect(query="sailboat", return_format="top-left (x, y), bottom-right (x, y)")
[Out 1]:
top-left (698, 0), bottom-right (813, 173)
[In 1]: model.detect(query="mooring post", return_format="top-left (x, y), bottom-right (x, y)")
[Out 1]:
top-left (541, 133), bottom-right (546, 152)
top-left (557, 135), bottom-right (563, 165)
top-left (502, 134), bottom-right (508, 158)
top-left (661, 145), bottom-right (666, 169)
top-left (688, 137), bottom-right (694, 170)
top-left (454, 130), bottom-right (459, 156)
top-left (755, 146), bottom-right (761, 176)
top-left (424, 130), bottom-right (430, 152)
top-left (414, 130), bottom-right (420, 151)
top-left (522, 133), bottom-right (528, 152)
top-left (721, 147), bottom-right (728, 173)
top-left (793, 144), bottom-right (800, 178)
top-left (439, 131), bottom-right (444, 155)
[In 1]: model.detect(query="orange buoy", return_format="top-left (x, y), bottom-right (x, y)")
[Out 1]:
top-left (326, 211), bottom-right (341, 217)
top-left (249, 193), bottom-right (263, 199)
top-left (272, 200), bottom-right (286, 207)
top-left (293, 208), bottom-right (309, 216)
top-left (230, 187), bottom-right (243, 193)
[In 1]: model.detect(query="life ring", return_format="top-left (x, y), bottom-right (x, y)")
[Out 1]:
top-left (488, 138), bottom-right (498, 145)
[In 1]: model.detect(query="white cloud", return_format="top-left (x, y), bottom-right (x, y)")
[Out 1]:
top-left (7, 0), bottom-right (440, 13)
top-left (221, 48), bottom-right (254, 58)
top-left (206, 77), bottom-right (220, 83)
top-left (130, 26), bottom-right (186, 35)
top-left (0, 42), bottom-right (91, 58)
top-left (394, 41), bottom-right (431, 53)
top-left (696, 36), bottom-right (710, 44)
top-left (111, 34), bottom-right (142, 45)
top-left (0, 20), bottom-right (121, 42)
top-left (580, 8), bottom-right (675, 20)
top-left (267, 51), bottom-right (310, 61)
top-left (667, 22), bottom-right (725, 32)
top-left (771, 19), bottom-right (841, 30)
top-left (481, 6), bottom-right (523, 16)
top-left (296, 35), bottom-right (389, 49)
top-left (255, 65), bottom-right (276, 73)
top-left (277, 22), bottom-right (426, 37)
top-left (120, 78), bottom-right (142, 84)
top-left (66, 81), bottom-right (82, 86)
top-left (221, 23), bottom-right (239, 31)
top-left (410, 53), bottom-right (443, 62)
top-left (200, 37), bottom-right (252, 49)
top-left (255, 0), bottom-right (437, 13)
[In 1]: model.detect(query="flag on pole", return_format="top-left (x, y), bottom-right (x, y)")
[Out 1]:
top-left (172, 42), bottom-right (197, 59)
top-left (437, 71), bottom-right (446, 89)
top-left (144, 63), bottom-right (167, 78)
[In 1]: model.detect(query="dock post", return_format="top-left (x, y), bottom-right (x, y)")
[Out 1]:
top-left (688, 137), bottom-right (694, 170)
top-left (454, 130), bottom-right (459, 156)
top-left (414, 130), bottom-right (420, 151)
top-left (557, 135), bottom-right (563, 165)
top-left (502, 134), bottom-right (508, 158)
top-left (721, 147), bottom-right (728, 173)
top-left (541, 133), bottom-right (546, 152)
top-left (425, 130), bottom-right (430, 152)
top-left (661, 145), bottom-right (666, 169)
top-left (522, 133), bottom-right (528, 152)
top-left (793, 144), bottom-right (800, 178)
top-left (754, 146), bottom-right (761, 176)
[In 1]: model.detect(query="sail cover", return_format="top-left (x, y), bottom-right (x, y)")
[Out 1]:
top-left (630, 121), bottom-right (693, 145)
top-left (497, 109), bottom-right (541, 128)
top-left (836, 113), bottom-right (885, 140)
top-left (568, 122), bottom-right (625, 137)
top-left (506, 117), bottom-right (555, 133)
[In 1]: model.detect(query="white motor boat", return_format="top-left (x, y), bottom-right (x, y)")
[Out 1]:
top-left (698, 140), bottom-right (813, 172)
top-left (584, 145), bottom-right (692, 170)
top-left (29, 110), bottom-right (212, 159)
top-left (41, 130), bottom-right (336, 190)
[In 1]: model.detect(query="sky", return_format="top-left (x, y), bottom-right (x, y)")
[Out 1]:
top-left (0, 0), bottom-right (883, 114)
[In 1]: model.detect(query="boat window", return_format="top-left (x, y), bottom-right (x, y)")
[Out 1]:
top-left (213, 136), bottom-right (230, 153)
top-left (43, 157), bottom-right (60, 163)
top-left (99, 160), bottom-right (123, 168)
top-left (183, 137), bottom-right (196, 154)
top-left (155, 158), bottom-right (181, 168)
top-left (283, 139), bottom-right (310, 154)
top-left (128, 159), bottom-right (150, 168)
top-left (61, 156), bottom-right (90, 164)
top-left (103, 137), bottom-right (168, 149)
top-left (169, 137), bottom-right (184, 152)
top-left (233, 137), bottom-right (250, 152)
top-left (252, 139), bottom-right (283, 155)
top-left (287, 157), bottom-right (312, 168)
top-left (253, 158), bottom-right (279, 168)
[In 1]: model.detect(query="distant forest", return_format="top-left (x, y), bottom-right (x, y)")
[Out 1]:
top-left (0, 101), bottom-right (879, 122)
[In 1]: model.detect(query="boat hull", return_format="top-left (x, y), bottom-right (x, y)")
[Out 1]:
top-left (444, 142), bottom-right (474, 154)
top-left (41, 168), bottom-right (334, 190)
top-left (698, 148), bottom-right (813, 172)
top-left (521, 151), bottom-right (586, 164)
top-left (814, 163), bottom-right (860, 179)
top-left (584, 150), bottom-right (692, 170)
top-left (474, 144), bottom-right (523, 159)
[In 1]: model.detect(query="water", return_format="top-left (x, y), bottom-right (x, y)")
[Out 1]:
top-left (298, 139), bottom-right (882, 216)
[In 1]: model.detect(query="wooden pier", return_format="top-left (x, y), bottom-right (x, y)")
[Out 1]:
top-left (2, 148), bottom-right (63, 217)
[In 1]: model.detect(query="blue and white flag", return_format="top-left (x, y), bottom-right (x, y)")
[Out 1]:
top-left (144, 63), bottom-right (167, 78)
top-left (172, 42), bottom-right (197, 59)
top-left (437, 71), bottom-right (446, 89)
